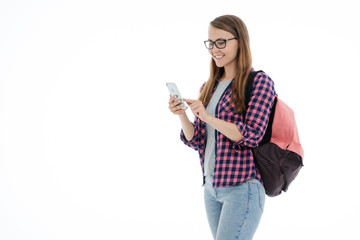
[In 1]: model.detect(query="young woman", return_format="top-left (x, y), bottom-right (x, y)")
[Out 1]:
top-left (168, 15), bottom-right (276, 240)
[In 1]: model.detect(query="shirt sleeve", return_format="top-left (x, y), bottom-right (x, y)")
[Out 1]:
top-left (180, 116), bottom-right (203, 151)
top-left (180, 82), bottom-right (207, 151)
top-left (233, 72), bottom-right (276, 150)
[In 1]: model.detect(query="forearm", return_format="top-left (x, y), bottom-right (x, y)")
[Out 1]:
top-left (179, 114), bottom-right (195, 141)
top-left (205, 115), bottom-right (243, 142)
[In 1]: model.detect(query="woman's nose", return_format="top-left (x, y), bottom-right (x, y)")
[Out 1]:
top-left (210, 46), bottom-right (221, 54)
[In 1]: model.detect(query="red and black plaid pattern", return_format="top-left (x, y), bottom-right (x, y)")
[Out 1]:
top-left (180, 71), bottom-right (276, 188)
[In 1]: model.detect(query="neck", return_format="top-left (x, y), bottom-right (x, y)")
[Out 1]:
top-left (221, 63), bottom-right (237, 81)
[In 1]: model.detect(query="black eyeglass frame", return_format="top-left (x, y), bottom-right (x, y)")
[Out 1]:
top-left (204, 37), bottom-right (238, 50)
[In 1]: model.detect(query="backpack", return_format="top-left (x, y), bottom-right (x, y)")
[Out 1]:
top-left (245, 71), bottom-right (304, 197)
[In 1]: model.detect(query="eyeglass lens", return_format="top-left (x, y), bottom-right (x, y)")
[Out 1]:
top-left (205, 39), bottom-right (227, 49)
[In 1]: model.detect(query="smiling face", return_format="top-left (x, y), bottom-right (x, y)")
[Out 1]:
top-left (208, 26), bottom-right (239, 69)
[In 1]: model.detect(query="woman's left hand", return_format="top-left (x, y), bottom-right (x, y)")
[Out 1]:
top-left (183, 99), bottom-right (210, 122)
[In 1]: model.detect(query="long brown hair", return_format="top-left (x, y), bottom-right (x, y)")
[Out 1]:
top-left (199, 15), bottom-right (252, 114)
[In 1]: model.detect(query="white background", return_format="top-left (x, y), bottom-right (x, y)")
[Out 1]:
top-left (1, 0), bottom-right (359, 239)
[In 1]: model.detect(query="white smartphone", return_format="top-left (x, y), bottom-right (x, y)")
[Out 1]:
top-left (166, 82), bottom-right (188, 110)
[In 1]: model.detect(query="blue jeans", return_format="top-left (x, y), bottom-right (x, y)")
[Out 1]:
top-left (203, 175), bottom-right (265, 240)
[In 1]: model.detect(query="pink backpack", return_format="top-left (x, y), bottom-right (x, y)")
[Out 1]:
top-left (246, 71), bottom-right (304, 197)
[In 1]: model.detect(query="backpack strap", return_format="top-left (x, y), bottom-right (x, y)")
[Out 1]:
top-left (244, 70), bottom-right (277, 146)
top-left (244, 70), bottom-right (264, 105)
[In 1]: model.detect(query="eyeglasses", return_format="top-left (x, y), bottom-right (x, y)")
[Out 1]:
top-left (204, 38), bottom-right (237, 50)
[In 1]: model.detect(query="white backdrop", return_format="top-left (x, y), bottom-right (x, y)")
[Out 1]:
top-left (1, 0), bottom-right (359, 239)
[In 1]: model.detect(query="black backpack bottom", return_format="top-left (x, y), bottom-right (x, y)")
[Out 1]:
top-left (253, 142), bottom-right (303, 197)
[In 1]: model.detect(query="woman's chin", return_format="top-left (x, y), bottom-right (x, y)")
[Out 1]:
top-left (215, 62), bottom-right (224, 68)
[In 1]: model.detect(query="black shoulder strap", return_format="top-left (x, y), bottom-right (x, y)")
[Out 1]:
top-left (245, 70), bottom-right (264, 106)
top-left (244, 70), bottom-right (276, 145)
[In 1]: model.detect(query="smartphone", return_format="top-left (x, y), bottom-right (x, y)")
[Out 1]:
top-left (166, 82), bottom-right (188, 110)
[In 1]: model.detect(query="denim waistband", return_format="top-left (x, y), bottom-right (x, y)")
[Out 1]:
top-left (204, 175), bottom-right (261, 186)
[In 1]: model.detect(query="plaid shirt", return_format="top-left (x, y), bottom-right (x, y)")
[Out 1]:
top-left (180, 71), bottom-right (276, 188)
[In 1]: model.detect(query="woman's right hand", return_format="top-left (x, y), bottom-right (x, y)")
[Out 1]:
top-left (168, 95), bottom-right (194, 141)
top-left (168, 95), bottom-right (186, 116)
